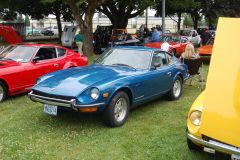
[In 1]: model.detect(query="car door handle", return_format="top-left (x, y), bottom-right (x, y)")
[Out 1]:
top-left (53, 64), bottom-right (59, 67)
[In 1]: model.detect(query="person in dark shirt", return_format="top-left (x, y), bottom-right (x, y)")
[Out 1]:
top-left (201, 29), bottom-right (212, 46)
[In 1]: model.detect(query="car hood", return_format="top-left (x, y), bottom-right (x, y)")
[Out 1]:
top-left (198, 45), bottom-right (213, 55)
top-left (200, 18), bottom-right (240, 147)
top-left (0, 60), bottom-right (20, 68)
top-left (33, 65), bottom-right (135, 97)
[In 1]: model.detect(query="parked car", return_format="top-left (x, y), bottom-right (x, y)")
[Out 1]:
top-left (198, 37), bottom-right (214, 57)
top-left (0, 44), bottom-right (88, 102)
top-left (41, 26), bottom-right (59, 35)
top-left (186, 18), bottom-right (240, 158)
top-left (178, 29), bottom-right (201, 46)
top-left (145, 35), bottom-right (191, 57)
top-left (42, 30), bottom-right (54, 36)
top-left (26, 27), bottom-right (42, 36)
top-left (28, 46), bottom-right (189, 127)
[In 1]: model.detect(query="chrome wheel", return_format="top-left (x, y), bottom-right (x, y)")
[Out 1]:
top-left (114, 98), bottom-right (127, 122)
top-left (173, 79), bottom-right (181, 98)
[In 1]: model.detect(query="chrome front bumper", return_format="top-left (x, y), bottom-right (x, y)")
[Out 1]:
top-left (28, 91), bottom-right (105, 109)
top-left (187, 132), bottom-right (240, 155)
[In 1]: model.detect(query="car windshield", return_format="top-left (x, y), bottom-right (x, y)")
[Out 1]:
top-left (0, 45), bottom-right (37, 62)
top-left (96, 48), bottom-right (152, 70)
top-left (178, 30), bottom-right (191, 36)
top-left (160, 36), bottom-right (180, 42)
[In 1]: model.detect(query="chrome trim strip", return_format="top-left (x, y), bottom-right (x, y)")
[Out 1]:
top-left (28, 91), bottom-right (105, 108)
top-left (187, 132), bottom-right (240, 155)
top-left (31, 95), bottom-right (72, 107)
top-left (29, 92), bottom-right (73, 103)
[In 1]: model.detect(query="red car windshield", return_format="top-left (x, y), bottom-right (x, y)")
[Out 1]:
top-left (160, 36), bottom-right (180, 43)
top-left (0, 45), bottom-right (37, 62)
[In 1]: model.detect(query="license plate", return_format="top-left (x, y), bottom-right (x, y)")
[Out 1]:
top-left (232, 154), bottom-right (240, 160)
top-left (44, 104), bottom-right (57, 116)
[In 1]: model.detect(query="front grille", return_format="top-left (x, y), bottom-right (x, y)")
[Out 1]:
top-left (32, 90), bottom-right (75, 101)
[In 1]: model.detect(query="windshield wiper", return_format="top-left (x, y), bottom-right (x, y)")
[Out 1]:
top-left (112, 63), bottom-right (136, 70)
top-left (0, 58), bottom-right (15, 61)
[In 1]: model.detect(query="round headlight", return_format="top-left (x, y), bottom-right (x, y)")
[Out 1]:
top-left (189, 110), bottom-right (202, 126)
top-left (90, 88), bottom-right (99, 100)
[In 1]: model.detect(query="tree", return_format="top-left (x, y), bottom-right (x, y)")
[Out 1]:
top-left (43, 0), bottom-right (74, 39)
top-left (67, 0), bottom-right (106, 56)
top-left (183, 14), bottom-right (193, 28)
top-left (97, 0), bottom-right (153, 29)
top-left (25, 15), bottom-right (30, 26)
top-left (6, 0), bottom-right (73, 39)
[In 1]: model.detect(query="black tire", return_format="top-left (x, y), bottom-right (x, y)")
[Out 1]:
top-left (187, 138), bottom-right (203, 151)
top-left (103, 91), bottom-right (130, 127)
top-left (167, 76), bottom-right (182, 100)
top-left (0, 81), bottom-right (7, 102)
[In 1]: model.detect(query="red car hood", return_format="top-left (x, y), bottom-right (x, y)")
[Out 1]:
top-left (145, 42), bottom-right (176, 49)
top-left (0, 60), bottom-right (20, 69)
top-left (198, 45), bottom-right (213, 55)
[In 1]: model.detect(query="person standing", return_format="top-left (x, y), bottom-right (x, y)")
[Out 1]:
top-left (143, 27), bottom-right (150, 44)
top-left (74, 31), bottom-right (84, 55)
top-left (200, 28), bottom-right (211, 46)
top-left (151, 28), bottom-right (160, 42)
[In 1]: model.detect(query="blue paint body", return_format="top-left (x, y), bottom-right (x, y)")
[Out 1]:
top-left (32, 46), bottom-right (188, 111)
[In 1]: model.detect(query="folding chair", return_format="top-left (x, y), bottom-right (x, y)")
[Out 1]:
top-left (183, 58), bottom-right (205, 90)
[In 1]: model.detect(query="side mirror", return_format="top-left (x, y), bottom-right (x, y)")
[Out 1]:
top-left (152, 62), bottom-right (161, 69)
top-left (32, 56), bottom-right (40, 63)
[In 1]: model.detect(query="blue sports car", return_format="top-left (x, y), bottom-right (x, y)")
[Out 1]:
top-left (29, 46), bottom-right (189, 127)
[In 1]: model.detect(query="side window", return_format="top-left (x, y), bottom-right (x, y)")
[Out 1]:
top-left (165, 52), bottom-right (173, 64)
top-left (35, 47), bottom-right (57, 61)
top-left (181, 38), bottom-right (188, 43)
top-left (151, 51), bottom-right (168, 68)
top-left (57, 48), bottom-right (66, 57)
top-left (159, 52), bottom-right (168, 65)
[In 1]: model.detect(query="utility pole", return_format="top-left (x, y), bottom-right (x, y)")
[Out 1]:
top-left (145, 7), bottom-right (148, 28)
top-left (162, 0), bottom-right (165, 34)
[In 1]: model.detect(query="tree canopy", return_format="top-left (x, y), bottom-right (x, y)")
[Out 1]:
top-left (98, 0), bottom-right (153, 29)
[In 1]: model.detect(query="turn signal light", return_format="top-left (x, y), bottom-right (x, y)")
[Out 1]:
top-left (79, 107), bottom-right (98, 112)
top-left (103, 93), bottom-right (109, 98)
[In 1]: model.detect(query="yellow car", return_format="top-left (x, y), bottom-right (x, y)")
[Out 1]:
top-left (186, 18), bottom-right (240, 158)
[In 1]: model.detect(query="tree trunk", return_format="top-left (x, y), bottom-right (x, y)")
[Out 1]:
top-left (110, 15), bottom-right (128, 29)
top-left (177, 12), bottom-right (182, 31)
top-left (67, 0), bottom-right (106, 56)
top-left (55, 12), bottom-right (62, 41)
top-left (81, 18), bottom-right (94, 56)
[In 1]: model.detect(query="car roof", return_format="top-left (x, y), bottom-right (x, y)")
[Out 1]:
top-left (113, 46), bottom-right (161, 51)
top-left (14, 43), bottom-right (63, 48)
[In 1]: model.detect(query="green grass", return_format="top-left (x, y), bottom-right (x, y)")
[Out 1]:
top-left (0, 64), bottom-right (228, 160)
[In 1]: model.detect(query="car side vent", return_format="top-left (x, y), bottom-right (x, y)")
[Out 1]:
top-left (0, 63), bottom-right (4, 66)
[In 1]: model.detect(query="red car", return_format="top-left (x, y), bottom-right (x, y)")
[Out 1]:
top-left (145, 35), bottom-right (190, 57)
top-left (0, 44), bottom-right (88, 102)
